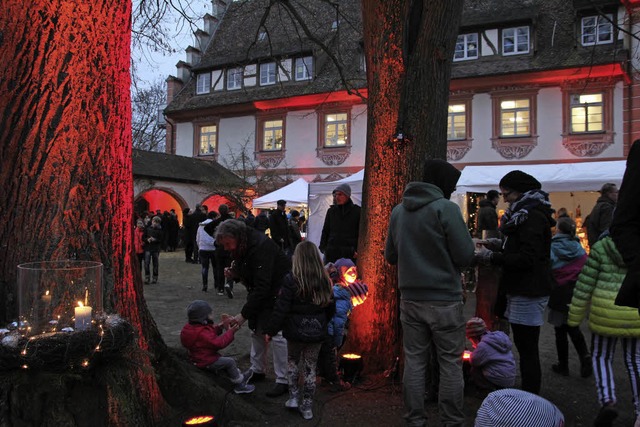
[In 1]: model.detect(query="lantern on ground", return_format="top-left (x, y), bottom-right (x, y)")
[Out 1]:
top-left (339, 353), bottom-right (363, 383)
top-left (182, 415), bottom-right (217, 427)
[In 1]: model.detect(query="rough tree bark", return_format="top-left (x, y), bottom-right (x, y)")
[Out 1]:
top-left (346, 0), bottom-right (465, 372)
top-left (0, 2), bottom-right (259, 425)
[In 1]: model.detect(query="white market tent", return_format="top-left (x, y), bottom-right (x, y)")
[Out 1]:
top-left (455, 160), bottom-right (626, 193)
top-left (306, 170), bottom-right (364, 246)
top-left (252, 177), bottom-right (309, 209)
top-left (305, 161), bottom-right (626, 246)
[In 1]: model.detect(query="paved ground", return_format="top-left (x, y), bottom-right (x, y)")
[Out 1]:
top-left (145, 251), bottom-right (637, 426)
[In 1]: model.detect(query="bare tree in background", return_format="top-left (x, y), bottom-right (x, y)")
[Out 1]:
top-left (132, 78), bottom-right (167, 151)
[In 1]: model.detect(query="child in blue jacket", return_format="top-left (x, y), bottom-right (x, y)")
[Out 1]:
top-left (317, 258), bottom-right (368, 390)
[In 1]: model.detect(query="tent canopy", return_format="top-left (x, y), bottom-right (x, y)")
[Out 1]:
top-left (456, 161), bottom-right (626, 193)
top-left (252, 178), bottom-right (309, 209)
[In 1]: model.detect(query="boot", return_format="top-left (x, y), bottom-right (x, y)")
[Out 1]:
top-left (152, 276), bottom-right (158, 284)
top-left (144, 276), bottom-right (150, 284)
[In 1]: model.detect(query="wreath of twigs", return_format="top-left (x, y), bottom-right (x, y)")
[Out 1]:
top-left (0, 315), bottom-right (135, 372)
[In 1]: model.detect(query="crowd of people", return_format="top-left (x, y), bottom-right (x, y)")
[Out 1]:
top-left (149, 140), bottom-right (640, 426)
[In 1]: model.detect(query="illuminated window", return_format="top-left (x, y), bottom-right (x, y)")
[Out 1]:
top-left (454, 33), bottom-right (478, 61)
top-left (582, 15), bottom-right (613, 46)
top-left (502, 26), bottom-right (529, 55)
top-left (262, 120), bottom-right (283, 150)
top-left (199, 125), bottom-right (217, 156)
top-left (570, 94), bottom-right (603, 133)
top-left (227, 67), bottom-right (242, 90)
top-left (500, 99), bottom-right (530, 137)
top-left (260, 62), bottom-right (276, 85)
top-left (196, 73), bottom-right (211, 95)
top-left (448, 104), bottom-right (467, 140)
top-left (324, 113), bottom-right (348, 147)
top-left (295, 57), bottom-right (313, 81)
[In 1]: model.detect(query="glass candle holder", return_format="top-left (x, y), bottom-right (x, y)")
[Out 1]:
top-left (17, 261), bottom-right (103, 336)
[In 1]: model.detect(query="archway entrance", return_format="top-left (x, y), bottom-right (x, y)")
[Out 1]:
top-left (136, 189), bottom-right (185, 225)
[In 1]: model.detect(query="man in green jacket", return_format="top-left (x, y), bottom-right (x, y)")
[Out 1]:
top-left (385, 159), bottom-right (474, 427)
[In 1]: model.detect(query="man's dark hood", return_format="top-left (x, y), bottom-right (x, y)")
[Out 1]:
top-left (422, 159), bottom-right (461, 200)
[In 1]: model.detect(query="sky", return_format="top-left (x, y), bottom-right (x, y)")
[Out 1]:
top-left (132, 0), bottom-right (211, 88)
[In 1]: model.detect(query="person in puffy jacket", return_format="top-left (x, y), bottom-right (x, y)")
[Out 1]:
top-left (547, 217), bottom-right (590, 378)
top-left (319, 183), bottom-right (361, 263)
top-left (568, 235), bottom-right (640, 426)
top-left (196, 212), bottom-right (217, 292)
top-left (180, 300), bottom-right (254, 394)
top-left (465, 317), bottom-right (516, 391)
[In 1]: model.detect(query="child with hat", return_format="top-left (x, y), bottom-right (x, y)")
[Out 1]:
top-left (180, 300), bottom-right (255, 394)
top-left (318, 258), bottom-right (369, 391)
top-left (466, 317), bottom-right (516, 391)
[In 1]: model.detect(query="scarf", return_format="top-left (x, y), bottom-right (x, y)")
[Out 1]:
top-left (499, 189), bottom-right (551, 235)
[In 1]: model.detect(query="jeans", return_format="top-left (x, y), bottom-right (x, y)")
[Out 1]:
top-left (199, 250), bottom-right (216, 290)
top-left (144, 250), bottom-right (159, 279)
top-left (400, 299), bottom-right (465, 427)
top-left (250, 330), bottom-right (288, 384)
top-left (207, 356), bottom-right (241, 382)
top-left (214, 250), bottom-right (231, 293)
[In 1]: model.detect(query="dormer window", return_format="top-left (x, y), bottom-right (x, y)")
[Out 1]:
top-left (581, 14), bottom-right (613, 46)
top-left (260, 62), bottom-right (277, 86)
top-left (227, 67), bottom-right (243, 90)
top-left (258, 31), bottom-right (267, 41)
top-left (331, 20), bottom-right (339, 31)
top-left (295, 56), bottom-right (313, 81)
top-left (454, 33), bottom-right (478, 61)
top-left (502, 26), bottom-right (530, 55)
top-left (196, 72), bottom-right (211, 95)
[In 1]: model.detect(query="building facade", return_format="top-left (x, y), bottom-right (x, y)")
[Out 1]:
top-left (164, 0), bottom-right (639, 192)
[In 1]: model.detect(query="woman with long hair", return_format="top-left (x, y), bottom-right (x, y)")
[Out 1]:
top-left (265, 241), bottom-right (335, 421)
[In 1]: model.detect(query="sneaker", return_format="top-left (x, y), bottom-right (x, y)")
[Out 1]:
top-left (225, 283), bottom-right (234, 299)
top-left (216, 290), bottom-right (224, 296)
top-left (234, 383), bottom-right (255, 394)
top-left (202, 286), bottom-right (208, 292)
top-left (551, 364), bottom-right (569, 376)
top-left (144, 278), bottom-right (150, 284)
top-left (299, 408), bottom-right (313, 420)
top-left (285, 398), bottom-right (299, 409)
top-left (594, 404), bottom-right (618, 427)
top-left (266, 383), bottom-right (288, 397)
top-left (241, 369), bottom-right (254, 386)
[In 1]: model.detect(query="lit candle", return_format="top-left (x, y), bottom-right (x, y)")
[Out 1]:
top-left (74, 301), bottom-right (92, 331)
top-left (41, 290), bottom-right (51, 305)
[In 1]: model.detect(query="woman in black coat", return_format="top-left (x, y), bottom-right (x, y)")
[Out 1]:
top-left (476, 170), bottom-right (555, 394)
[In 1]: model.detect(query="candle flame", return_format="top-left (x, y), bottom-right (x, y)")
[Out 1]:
top-left (78, 301), bottom-right (84, 307)
top-left (463, 350), bottom-right (472, 360)
top-left (342, 353), bottom-right (362, 359)
top-left (45, 290), bottom-right (49, 296)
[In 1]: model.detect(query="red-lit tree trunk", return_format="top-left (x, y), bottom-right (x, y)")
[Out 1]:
top-left (0, 2), bottom-right (259, 425)
top-left (346, 1), bottom-right (464, 372)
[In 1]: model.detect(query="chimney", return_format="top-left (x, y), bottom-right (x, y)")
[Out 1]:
top-left (176, 61), bottom-right (192, 83)
top-left (185, 46), bottom-right (201, 66)
top-left (165, 75), bottom-right (183, 105)
top-left (203, 13), bottom-right (218, 35)
top-left (211, 0), bottom-right (228, 18)
top-left (194, 30), bottom-right (210, 53)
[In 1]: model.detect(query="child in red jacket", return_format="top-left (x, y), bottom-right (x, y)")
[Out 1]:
top-left (180, 300), bottom-right (254, 394)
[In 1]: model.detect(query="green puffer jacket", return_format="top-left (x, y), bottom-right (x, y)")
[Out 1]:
top-left (568, 236), bottom-right (640, 337)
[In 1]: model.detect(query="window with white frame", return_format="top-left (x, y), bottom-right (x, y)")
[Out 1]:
top-left (324, 113), bottom-right (348, 147)
top-left (454, 33), bottom-right (478, 61)
top-left (447, 104), bottom-right (467, 140)
top-left (500, 99), bottom-right (530, 136)
top-left (262, 119), bottom-right (284, 150)
top-left (295, 56), bottom-right (313, 81)
top-left (571, 93), bottom-right (604, 133)
top-left (581, 15), bottom-right (613, 46)
top-left (502, 26), bottom-right (530, 55)
top-left (260, 62), bottom-right (276, 85)
top-left (199, 125), bottom-right (217, 155)
top-left (227, 67), bottom-right (242, 90)
top-left (196, 73), bottom-right (211, 94)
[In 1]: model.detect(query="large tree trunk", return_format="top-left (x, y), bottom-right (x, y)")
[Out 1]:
top-left (0, 2), bottom-right (260, 425)
top-left (347, 0), bottom-right (464, 372)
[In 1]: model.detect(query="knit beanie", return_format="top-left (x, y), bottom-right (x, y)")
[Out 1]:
top-left (187, 300), bottom-right (213, 324)
top-left (465, 317), bottom-right (487, 340)
top-left (334, 258), bottom-right (355, 271)
top-left (499, 170), bottom-right (541, 193)
top-left (333, 183), bottom-right (352, 198)
top-left (475, 389), bottom-right (565, 427)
